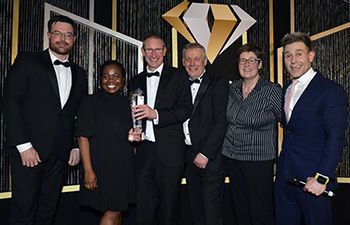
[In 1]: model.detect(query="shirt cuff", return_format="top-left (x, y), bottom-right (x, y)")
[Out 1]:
top-left (199, 152), bottom-right (208, 159)
top-left (17, 142), bottom-right (33, 153)
top-left (153, 109), bottom-right (159, 125)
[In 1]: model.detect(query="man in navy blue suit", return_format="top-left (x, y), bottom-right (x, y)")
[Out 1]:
top-left (275, 32), bottom-right (348, 225)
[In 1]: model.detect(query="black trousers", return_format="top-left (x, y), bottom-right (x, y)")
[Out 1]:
top-left (135, 141), bottom-right (184, 225)
top-left (185, 146), bottom-right (226, 225)
top-left (10, 154), bottom-right (66, 225)
top-left (226, 158), bottom-right (275, 225)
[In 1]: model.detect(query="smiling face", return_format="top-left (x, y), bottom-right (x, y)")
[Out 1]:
top-left (141, 37), bottom-right (167, 71)
top-left (48, 21), bottom-right (76, 59)
top-left (182, 48), bottom-right (207, 80)
top-left (283, 41), bottom-right (315, 79)
top-left (238, 51), bottom-right (262, 81)
top-left (100, 64), bottom-right (125, 95)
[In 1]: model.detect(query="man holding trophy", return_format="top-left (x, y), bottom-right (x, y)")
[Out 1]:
top-left (128, 35), bottom-right (192, 225)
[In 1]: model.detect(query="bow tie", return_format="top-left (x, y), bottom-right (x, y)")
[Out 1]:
top-left (189, 79), bottom-right (200, 85)
top-left (54, 60), bottom-right (71, 67)
top-left (146, 71), bottom-right (160, 77)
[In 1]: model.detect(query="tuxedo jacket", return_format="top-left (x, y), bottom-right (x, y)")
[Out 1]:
top-left (188, 72), bottom-right (229, 160)
top-left (4, 49), bottom-right (88, 161)
top-left (277, 72), bottom-right (348, 188)
top-left (128, 65), bottom-right (192, 166)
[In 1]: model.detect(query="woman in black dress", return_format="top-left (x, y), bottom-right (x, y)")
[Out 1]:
top-left (76, 60), bottom-right (139, 225)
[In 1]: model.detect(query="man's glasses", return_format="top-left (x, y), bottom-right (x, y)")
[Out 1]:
top-left (143, 48), bottom-right (164, 54)
top-left (50, 31), bottom-right (75, 41)
top-left (238, 58), bottom-right (261, 65)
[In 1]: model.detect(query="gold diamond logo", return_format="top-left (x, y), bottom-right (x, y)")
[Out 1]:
top-left (162, 2), bottom-right (256, 63)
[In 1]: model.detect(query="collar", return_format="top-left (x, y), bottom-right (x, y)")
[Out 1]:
top-left (294, 67), bottom-right (316, 85)
top-left (189, 69), bottom-right (206, 82)
top-left (146, 63), bottom-right (164, 76)
top-left (48, 49), bottom-right (69, 64)
top-left (235, 75), bottom-right (264, 92)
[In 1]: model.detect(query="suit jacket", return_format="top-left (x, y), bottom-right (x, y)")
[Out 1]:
top-left (188, 72), bottom-right (229, 160)
top-left (277, 72), bottom-right (348, 188)
top-left (4, 49), bottom-right (88, 161)
top-left (128, 65), bottom-right (192, 167)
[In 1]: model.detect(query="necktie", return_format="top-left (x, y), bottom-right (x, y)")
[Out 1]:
top-left (54, 60), bottom-right (71, 67)
top-left (146, 71), bottom-right (160, 77)
top-left (189, 79), bottom-right (200, 85)
top-left (284, 79), bottom-right (298, 122)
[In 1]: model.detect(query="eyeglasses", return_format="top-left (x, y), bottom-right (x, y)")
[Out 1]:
top-left (238, 58), bottom-right (261, 65)
top-left (143, 48), bottom-right (164, 54)
top-left (50, 31), bottom-right (75, 40)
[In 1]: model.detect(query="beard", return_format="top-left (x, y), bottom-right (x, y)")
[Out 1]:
top-left (49, 40), bottom-right (73, 56)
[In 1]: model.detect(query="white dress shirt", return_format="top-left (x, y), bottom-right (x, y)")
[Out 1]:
top-left (16, 50), bottom-right (72, 153)
top-left (285, 67), bottom-right (316, 118)
top-left (183, 71), bottom-right (205, 146)
top-left (144, 63), bottom-right (163, 142)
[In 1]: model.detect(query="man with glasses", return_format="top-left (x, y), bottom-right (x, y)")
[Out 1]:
top-left (4, 15), bottom-right (87, 225)
top-left (128, 35), bottom-right (192, 225)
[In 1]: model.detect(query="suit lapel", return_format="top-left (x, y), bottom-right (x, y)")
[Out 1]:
top-left (134, 72), bottom-right (148, 104)
top-left (288, 73), bottom-right (321, 124)
top-left (192, 73), bottom-right (210, 114)
top-left (155, 66), bottom-right (172, 107)
top-left (282, 82), bottom-right (289, 126)
top-left (62, 64), bottom-right (78, 110)
top-left (41, 50), bottom-right (61, 108)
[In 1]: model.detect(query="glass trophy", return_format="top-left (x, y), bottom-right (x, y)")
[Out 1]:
top-left (128, 88), bottom-right (144, 141)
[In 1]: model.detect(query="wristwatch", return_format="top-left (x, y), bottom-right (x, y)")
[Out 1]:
top-left (315, 173), bottom-right (330, 185)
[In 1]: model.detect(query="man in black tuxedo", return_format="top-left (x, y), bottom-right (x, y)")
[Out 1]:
top-left (182, 43), bottom-right (228, 225)
top-left (3, 15), bottom-right (87, 225)
top-left (128, 35), bottom-right (192, 225)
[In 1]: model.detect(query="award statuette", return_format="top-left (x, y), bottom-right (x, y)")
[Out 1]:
top-left (128, 88), bottom-right (144, 141)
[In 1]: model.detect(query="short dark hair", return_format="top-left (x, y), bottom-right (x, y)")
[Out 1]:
top-left (237, 43), bottom-right (263, 63)
top-left (48, 15), bottom-right (76, 35)
top-left (280, 32), bottom-right (312, 52)
top-left (143, 35), bottom-right (165, 48)
top-left (100, 60), bottom-right (126, 80)
top-left (182, 43), bottom-right (207, 61)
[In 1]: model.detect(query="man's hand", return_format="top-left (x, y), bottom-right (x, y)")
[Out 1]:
top-left (304, 177), bottom-right (327, 196)
top-left (84, 169), bottom-right (98, 191)
top-left (128, 128), bottom-right (143, 142)
top-left (20, 147), bottom-right (41, 167)
top-left (68, 148), bottom-right (80, 166)
top-left (133, 105), bottom-right (157, 120)
top-left (193, 153), bottom-right (209, 169)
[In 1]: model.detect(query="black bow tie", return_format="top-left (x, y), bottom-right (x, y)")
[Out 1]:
top-left (54, 60), bottom-right (71, 67)
top-left (146, 71), bottom-right (160, 77)
top-left (189, 79), bottom-right (200, 85)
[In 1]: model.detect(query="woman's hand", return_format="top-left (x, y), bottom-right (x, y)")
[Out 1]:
top-left (84, 169), bottom-right (98, 191)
